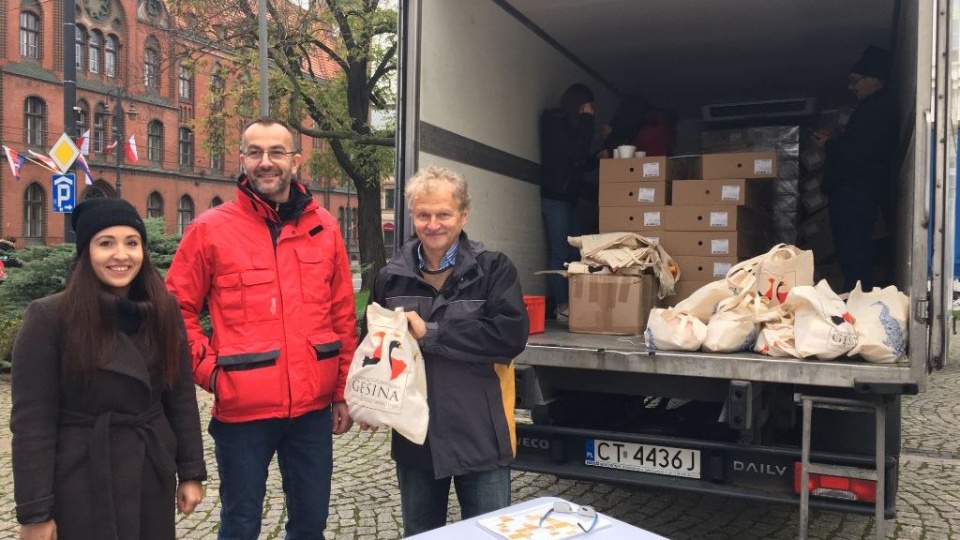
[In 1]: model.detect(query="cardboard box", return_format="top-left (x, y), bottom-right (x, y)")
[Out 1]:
top-left (568, 273), bottom-right (657, 335)
top-left (599, 181), bottom-right (670, 206)
top-left (670, 178), bottom-right (772, 207)
top-left (673, 256), bottom-right (738, 281)
top-left (702, 151), bottom-right (778, 180)
top-left (648, 230), bottom-right (765, 258)
top-left (600, 157), bottom-right (668, 183)
top-left (599, 206), bottom-right (666, 233)
top-left (662, 206), bottom-right (763, 232)
top-left (662, 280), bottom-right (715, 306)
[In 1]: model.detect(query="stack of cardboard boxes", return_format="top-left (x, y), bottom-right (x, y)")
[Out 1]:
top-left (598, 151), bottom-right (778, 304)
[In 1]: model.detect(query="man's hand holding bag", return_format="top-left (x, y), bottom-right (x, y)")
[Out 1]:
top-left (345, 303), bottom-right (429, 444)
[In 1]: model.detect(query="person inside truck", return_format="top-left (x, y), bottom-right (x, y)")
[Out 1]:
top-left (812, 45), bottom-right (899, 291)
top-left (540, 83), bottom-right (598, 321)
top-left (370, 165), bottom-right (529, 537)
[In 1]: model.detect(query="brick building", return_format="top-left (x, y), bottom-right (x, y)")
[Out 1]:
top-left (0, 0), bottom-right (378, 259)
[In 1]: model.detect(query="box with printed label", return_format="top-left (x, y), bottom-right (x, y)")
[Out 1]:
top-left (568, 273), bottom-right (657, 335)
top-left (673, 256), bottom-right (739, 281)
top-left (662, 280), bottom-right (715, 306)
top-left (599, 206), bottom-right (666, 233)
top-left (598, 181), bottom-right (670, 206)
top-left (662, 206), bottom-right (762, 232)
top-left (701, 151), bottom-right (778, 180)
top-left (599, 157), bottom-right (668, 183)
top-left (649, 231), bottom-right (766, 258)
top-left (670, 178), bottom-right (773, 207)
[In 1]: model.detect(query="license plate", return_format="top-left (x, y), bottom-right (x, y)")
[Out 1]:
top-left (585, 438), bottom-right (701, 479)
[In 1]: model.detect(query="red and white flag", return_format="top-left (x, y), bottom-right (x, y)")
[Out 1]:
top-left (76, 153), bottom-right (94, 185)
top-left (126, 135), bottom-right (139, 164)
top-left (77, 129), bottom-right (91, 156)
top-left (2, 145), bottom-right (26, 180)
top-left (27, 150), bottom-right (60, 173)
top-left (104, 140), bottom-right (118, 154)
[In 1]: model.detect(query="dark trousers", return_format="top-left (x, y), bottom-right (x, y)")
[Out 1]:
top-left (396, 463), bottom-right (511, 537)
top-left (209, 407), bottom-right (333, 540)
top-left (541, 197), bottom-right (582, 306)
top-left (829, 189), bottom-right (879, 292)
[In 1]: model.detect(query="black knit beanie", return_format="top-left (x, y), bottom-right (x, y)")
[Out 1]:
top-left (72, 198), bottom-right (147, 256)
top-left (851, 45), bottom-right (891, 81)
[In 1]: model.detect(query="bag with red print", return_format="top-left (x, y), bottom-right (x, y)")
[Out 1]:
top-left (345, 302), bottom-right (429, 444)
top-left (781, 280), bottom-right (858, 359)
top-left (752, 244), bottom-right (815, 305)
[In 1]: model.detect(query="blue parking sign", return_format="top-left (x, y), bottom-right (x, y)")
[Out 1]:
top-left (52, 173), bottom-right (77, 213)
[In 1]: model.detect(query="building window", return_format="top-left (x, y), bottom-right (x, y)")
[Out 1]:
top-left (19, 12), bottom-right (40, 59)
top-left (144, 46), bottom-right (160, 89)
top-left (147, 120), bottom-right (163, 163)
top-left (210, 151), bottom-right (223, 171)
top-left (146, 191), bottom-right (164, 218)
top-left (75, 100), bottom-right (89, 138)
top-left (384, 229), bottom-right (395, 251)
top-left (94, 103), bottom-right (107, 153)
top-left (104, 35), bottom-right (117, 77)
top-left (178, 195), bottom-right (195, 234)
top-left (384, 187), bottom-right (395, 210)
top-left (210, 64), bottom-right (225, 109)
top-left (88, 30), bottom-right (102, 73)
top-left (24, 97), bottom-right (45, 147)
top-left (210, 196), bottom-right (224, 208)
top-left (178, 128), bottom-right (193, 167)
top-left (75, 26), bottom-right (86, 69)
top-left (178, 63), bottom-right (193, 101)
top-left (23, 183), bottom-right (45, 240)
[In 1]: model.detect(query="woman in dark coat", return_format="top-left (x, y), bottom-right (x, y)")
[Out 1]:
top-left (11, 198), bottom-right (206, 540)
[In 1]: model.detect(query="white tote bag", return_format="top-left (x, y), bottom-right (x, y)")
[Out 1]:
top-left (702, 294), bottom-right (777, 353)
top-left (754, 244), bottom-right (815, 305)
top-left (644, 308), bottom-right (707, 351)
top-left (754, 310), bottom-right (800, 358)
top-left (345, 303), bottom-right (429, 444)
top-left (845, 281), bottom-right (909, 363)
top-left (782, 281), bottom-right (858, 359)
top-left (671, 280), bottom-right (737, 323)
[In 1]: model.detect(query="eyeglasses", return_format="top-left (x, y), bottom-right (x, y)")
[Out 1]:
top-left (538, 501), bottom-right (598, 533)
top-left (242, 149), bottom-right (298, 162)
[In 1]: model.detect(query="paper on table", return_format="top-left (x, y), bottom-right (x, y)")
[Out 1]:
top-left (476, 502), bottom-right (611, 540)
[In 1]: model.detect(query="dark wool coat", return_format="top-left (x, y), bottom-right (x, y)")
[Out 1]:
top-left (11, 293), bottom-right (207, 540)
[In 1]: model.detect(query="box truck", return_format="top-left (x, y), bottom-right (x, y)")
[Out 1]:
top-left (394, 0), bottom-right (955, 531)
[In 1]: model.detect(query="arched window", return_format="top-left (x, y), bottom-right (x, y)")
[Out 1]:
top-left (210, 196), bottom-right (224, 208)
top-left (75, 26), bottom-right (86, 69)
top-left (147, 120), bottom-right (164, 163)
top-left (82, 186), bottom-right (106, 199)
top-left (94, 103), bottom-right (107, 153)
top-left (178, 127), bottom-right (193, 167)
top-left (23, 183), bottom-right (45, 241)
top-left (147, 191), bottom-right (164, 218)
top-left (144, 43), bottom-right (160, 89)
top-left (178, 62), bottom-right (193, 101)
top-left (19, 12), bottom-right (40, 59)
top-left (178, 195), bottom-right (195, 234)
top-left (210, 63), bottom-right (225, 109)
top-left (24, 97), bottom-right (45, 147)
top-left (88, 30), bottom-right (102, 73)
top-left (104, 35), bottom-right (118, 77)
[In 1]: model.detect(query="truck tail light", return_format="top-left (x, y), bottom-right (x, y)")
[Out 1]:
top-left (793, 463), bottom-right (877, 503)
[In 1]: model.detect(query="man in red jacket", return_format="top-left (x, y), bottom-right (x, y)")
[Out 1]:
top-left (166, 118), bottom-right (357, 540)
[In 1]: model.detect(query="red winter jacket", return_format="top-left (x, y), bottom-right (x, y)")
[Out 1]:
top-left (165, 179), bottom-right (357, 423)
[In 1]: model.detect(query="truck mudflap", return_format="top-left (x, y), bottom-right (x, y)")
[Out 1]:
top-left (514, 423), bottom-right (898, 519)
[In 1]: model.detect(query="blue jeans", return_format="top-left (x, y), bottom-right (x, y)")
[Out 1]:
top-left (541, 197), bottom-right (582, 306)
top-left (396, 464), bottom-right (511, 537)
top-left (209, 408), bottom-right (334, 540)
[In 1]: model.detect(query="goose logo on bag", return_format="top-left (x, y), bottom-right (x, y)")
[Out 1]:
top-left (873, 301), bottom-right (906, 357)
top-left (763, 278), bottom-right (789, 305)
top-left (361, 332), bottom-right (408, 380)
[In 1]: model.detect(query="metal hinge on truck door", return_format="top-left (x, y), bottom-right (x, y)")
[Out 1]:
top-left (915, 299), bottom-right (930, 325)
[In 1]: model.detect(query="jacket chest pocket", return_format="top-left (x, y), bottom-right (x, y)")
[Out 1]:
top-left (215, 270), bottom-right (280, 324)
top-left (296, 248), bottom-right (333, 303)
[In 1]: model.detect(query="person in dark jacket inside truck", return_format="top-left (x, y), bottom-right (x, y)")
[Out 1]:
top-left (370, 166), bottom-right (529, 537)
top-left (540, 83), bottom-right (598, 321)
top-left (11, 198), bottom-right (206, 540)
top-left (812, 45), bottom-right (899, 291)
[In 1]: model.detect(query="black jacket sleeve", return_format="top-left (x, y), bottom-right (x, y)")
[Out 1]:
top-left (419, 253), bottom-right (529, 364)
top-left (824, 91), bottom-right (899, 193)
top-left (161, 312), bottom-right (208, 483)
top-left (11, 300), bottom-right (60, 524)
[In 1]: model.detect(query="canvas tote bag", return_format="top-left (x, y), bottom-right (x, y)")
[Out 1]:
top-left (781, 281), bottom-right (858, 359)
top-left (644, 308), bottom-right (707, 351)
top-left (845, 281), bottom-right (909, 363)
top-left (345, 303), bottom-right (429, 444)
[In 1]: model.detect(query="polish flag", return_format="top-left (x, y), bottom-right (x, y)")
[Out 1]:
top-left (27, 150), bottom-right (60, 172)
top-left (104, 140), bottom-right (118, 154)
top-left (2, 145), bottom-right (26, 180)
top-left (77, 129), bottom-right (91, 156)
top-left (126, 135), bottom-right (139, 164)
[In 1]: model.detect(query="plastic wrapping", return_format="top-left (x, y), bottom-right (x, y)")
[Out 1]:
top-left (701, 126), bottom-right (800, 244)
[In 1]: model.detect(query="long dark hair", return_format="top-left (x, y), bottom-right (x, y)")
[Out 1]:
top-left (61, 248), bottom-right (183, 388)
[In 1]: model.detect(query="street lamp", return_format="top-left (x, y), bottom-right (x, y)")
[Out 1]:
top-left (103, 89), bottom-right (138, 199)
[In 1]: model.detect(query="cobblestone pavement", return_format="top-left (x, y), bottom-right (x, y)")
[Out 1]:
top-left (2, 351), bottom-right (960, 539)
